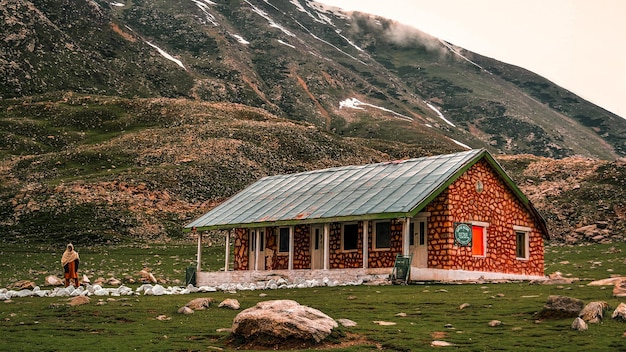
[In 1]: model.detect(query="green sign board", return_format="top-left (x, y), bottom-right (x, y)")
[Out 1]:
top-left (454, 223), bottom-right (472, 246)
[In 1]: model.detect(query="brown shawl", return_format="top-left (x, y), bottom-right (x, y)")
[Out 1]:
top-left (61, 244), bottom-right (79, 267)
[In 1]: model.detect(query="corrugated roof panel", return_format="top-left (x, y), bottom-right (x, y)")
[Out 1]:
top-left (185, 149), bottom-right (486, 229)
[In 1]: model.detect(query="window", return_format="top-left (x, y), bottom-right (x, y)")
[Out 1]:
top-left (249, 229), bottom-right (264, 251)
top-left (514, 226), bottom-right (531, 259)
top-left (471, 225), bottom-right (486, 256)
top-left (342, 223), bottom-right (359, 251)
top-left (374, 221), bottom-right (391, 249)
top-left (419, 221), bottom-right (426, 246)
top-left (278, 227), bottom-right (290, 253)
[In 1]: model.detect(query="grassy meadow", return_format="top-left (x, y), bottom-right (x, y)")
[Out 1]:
top-left (0, 242), bottom-right (625, 351)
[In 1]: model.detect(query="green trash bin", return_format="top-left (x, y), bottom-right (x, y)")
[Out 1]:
top-left (185, 266), bottom-right (197, 286)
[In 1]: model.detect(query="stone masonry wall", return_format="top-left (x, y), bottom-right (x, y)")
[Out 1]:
top-left (426, 160), bottom-right (545, 276)
top-left (233, 228), bottom-right (249, 271)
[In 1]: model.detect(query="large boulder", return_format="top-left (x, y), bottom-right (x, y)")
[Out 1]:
top-left (231, 300), bottom-right (338, 346)
top-left (536, 295), bottom-right (584, 320)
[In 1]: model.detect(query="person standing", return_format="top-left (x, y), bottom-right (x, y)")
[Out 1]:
top-left (61, 243), bottom-right (80, 287)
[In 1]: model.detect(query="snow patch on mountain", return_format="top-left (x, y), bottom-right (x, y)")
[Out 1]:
top-left (192, 0), bottom-right (218, 26)
top-left (340, 98), bottom-right (413, 121)
top-left (231, 34), bottom-right (250, 45)
top-left (277, 39), bottom-right (296, 49)
top-left (110, 2), bottom-right (125, 6)
top-left (450, 138), bottom-right (471, 150)
top-left (145, 42), bottom-right (186, 70)
top-left (426, 102), bottom-right (455, 127)
top-left (246, 0), bottom-right (296, 37)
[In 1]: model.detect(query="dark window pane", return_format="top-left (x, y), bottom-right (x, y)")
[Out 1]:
top-left (376, 221), bottom-right (391, 249)
top-left (343, 223), bottom-right (359, 251)
top-left (279, 228), bottom-right (290, 253)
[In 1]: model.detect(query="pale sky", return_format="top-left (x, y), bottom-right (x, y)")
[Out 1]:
top-left (319, 0), bottom-right (626, 119)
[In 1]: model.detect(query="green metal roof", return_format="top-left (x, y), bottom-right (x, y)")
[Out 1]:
top-left (184, 149), bottom-right (548, 236)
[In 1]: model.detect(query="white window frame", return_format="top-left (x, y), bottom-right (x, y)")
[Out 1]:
top-left (470, 221), bottom-right (489, 258)
top-left (341, 222), bottom-right (359, 252)
top-left (372, 220), bottom-right (392, 251)
top-left (514, 225), bottom-right (531, 260)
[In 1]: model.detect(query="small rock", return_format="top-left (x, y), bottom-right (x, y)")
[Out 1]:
top-left (373, 321), bottom-right (396, 326)
top-left (186, 297), bottom-right (214, 310)
top-left (488, 320), bottom-right (502, 327)
top-left (570, 317), bottom-right (588, 331)
top-left (218, 298), bottom-right (240, 310)
top-left (613, 281), bottom-right (626, 297)
top-left (45, 275), bottom-right (63, 286)
top-left (177, 306), bottom-right (194, 314)
top-left (156, 315), bottom-right (171, 321)
top-left (611, 303), bottom-right (626, 321)
top-left (395, 312), bottom-right (407, 317)
top-left (68, 296), bottom-right (90, 306)
top-left (336, 318), bottom-right (357, 327)
top-left (431, 340), bottom-right (454, 347)
top-left (459, 303), bottom-right (471, 310)
top-left (346, 295), bottom-right (357, 300)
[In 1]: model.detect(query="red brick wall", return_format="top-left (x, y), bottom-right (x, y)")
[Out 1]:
top-left (427, 160), bottom-right (544, 276)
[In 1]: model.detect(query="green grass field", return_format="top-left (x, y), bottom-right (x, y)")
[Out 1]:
top-left (1, 242), bottom-right (625, 351)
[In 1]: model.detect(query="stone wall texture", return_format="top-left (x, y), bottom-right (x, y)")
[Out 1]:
top-left (426, 159), bottom-right (544, 276)
top-left (231, 159), bottom-right (545, 276)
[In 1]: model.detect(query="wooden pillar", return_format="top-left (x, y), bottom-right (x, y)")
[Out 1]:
top-left (323, 223), bottom-right (329, 270)
top-left (195, 228), bottom-right (202, 272)
top-left (362, 220), bottom-right (368, 268)
top-left (288, 226), bottom-right (294, 270)
top-left (403, 218), bottom-right (411, 256)
top-left (254, 229), bottom-right (261, 271)
top-left (224, 230), bottom-right (230, 271)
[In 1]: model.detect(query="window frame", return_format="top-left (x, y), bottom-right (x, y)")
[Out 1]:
top-left (373, 220), bottom-right (392, 251)
top-left (514, 225), bottom-right (531, 260)
top-left (341, 223), bottom-right (359, 252)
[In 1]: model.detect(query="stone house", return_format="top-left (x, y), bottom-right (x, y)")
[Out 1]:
top-left (184, 149), bottom-right (549, 285)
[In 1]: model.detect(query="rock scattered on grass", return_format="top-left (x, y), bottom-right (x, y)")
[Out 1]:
top-left (218, 298), bottom-right (240, 310)
top-left (231, 300), bottom-right (338, 344)
top-left (177, 306), bottom-right (194, 314)
top-left (372, 321), bottom-right (396, 326)
top-left (431, 340), bottom-right (454, 347)
top-left (336, 318), bottom-right (357, 327)
top-left (68, 296), bottom-right (90, 306)
top-left (579, 301), bottom-right (609, 323)
top-left (611, 303), bottom-right (626, 321)
top-left (570, 317), bottom-right (587, 331)
top-left (185, 297), bottom-right (214, 310)
top-left (488, 320), bottom-right (502, 327)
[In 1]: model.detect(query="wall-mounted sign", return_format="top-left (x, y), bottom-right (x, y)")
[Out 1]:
top-left (454, 222), bottom-right (472, 246)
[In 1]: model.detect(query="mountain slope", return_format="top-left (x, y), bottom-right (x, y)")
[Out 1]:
top-left (1, 0), bottom-right (624, 159)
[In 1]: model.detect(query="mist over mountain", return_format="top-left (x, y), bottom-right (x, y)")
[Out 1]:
top-left (0, 0), bottom-right (624, 244)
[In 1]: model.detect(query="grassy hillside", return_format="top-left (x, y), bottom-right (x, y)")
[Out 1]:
top-left (1, 95), bottom-right (624, 246)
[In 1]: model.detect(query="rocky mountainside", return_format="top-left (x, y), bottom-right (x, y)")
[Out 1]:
top-left (0, 0), bottom-right (625, 245)
top-left (2, 0), bottom-right (625, 159)
top-left (0, 96), bottom-right (624, 245)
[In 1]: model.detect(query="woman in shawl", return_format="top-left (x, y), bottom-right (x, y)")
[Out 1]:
top-left (61, 243), bottom-right (80, 287)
